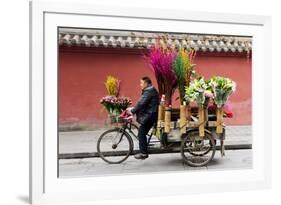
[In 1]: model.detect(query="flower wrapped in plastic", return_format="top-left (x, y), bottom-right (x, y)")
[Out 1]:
top-left (209, 76), bottom-right (236, 108)
top-left (100, 96), bottom-right (132, 116)
top-left (184, 77), bottom-right (211, 136)
top-left (184, 77), bottom-right (210, 107)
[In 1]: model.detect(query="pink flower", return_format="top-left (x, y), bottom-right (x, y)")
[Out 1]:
top-left (223, 102), bottom-right (233, 118)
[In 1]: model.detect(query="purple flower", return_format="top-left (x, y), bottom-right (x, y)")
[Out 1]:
top-left (146, 47), bottom-right (177, 105)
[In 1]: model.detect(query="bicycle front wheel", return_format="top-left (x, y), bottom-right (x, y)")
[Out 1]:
top-left (97, 128), bottom-right (133, 164)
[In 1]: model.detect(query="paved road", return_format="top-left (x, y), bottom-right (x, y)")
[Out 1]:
top-left (58, 126), bottom-right (252, 177)
top-left (59, 149), bottom-right (252, 178)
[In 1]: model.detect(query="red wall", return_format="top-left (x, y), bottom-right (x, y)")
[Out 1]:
top-left (59, 47), bottom-right (251, 126)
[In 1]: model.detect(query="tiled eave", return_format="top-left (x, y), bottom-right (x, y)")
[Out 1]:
top-left (59, 28), bottom-right (252, 53)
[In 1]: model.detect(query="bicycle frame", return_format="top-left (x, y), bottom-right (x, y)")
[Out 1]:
top-left (121, 120), bottom-right (158, 145)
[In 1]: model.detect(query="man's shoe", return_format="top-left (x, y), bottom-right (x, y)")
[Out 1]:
top-left (134, 153), bottom-right (149, 160)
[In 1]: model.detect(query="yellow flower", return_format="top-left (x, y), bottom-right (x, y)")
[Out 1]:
top-left (105, 75), bottom-right (120, 96)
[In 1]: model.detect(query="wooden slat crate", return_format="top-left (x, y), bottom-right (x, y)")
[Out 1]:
top-left (157, 105), bottom-right (226, 136)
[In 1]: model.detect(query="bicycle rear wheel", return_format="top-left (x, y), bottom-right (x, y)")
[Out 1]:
top-left (181, 130), bottom-right (216, 167)
top-left (97, 128), bottom-right (133, 164)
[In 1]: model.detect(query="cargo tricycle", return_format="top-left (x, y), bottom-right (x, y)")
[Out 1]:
top-left (97, 104), bottom-right (228, 167)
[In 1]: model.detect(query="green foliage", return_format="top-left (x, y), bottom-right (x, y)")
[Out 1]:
top-left (173, 49), bottom-right (196, 104)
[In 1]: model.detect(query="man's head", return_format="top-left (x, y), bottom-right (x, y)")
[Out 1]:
top-left (140, 76), bottom-right (152, 90)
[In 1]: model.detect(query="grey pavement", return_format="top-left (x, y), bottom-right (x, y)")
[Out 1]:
top-left (59, 149), bottom-right (252, 178)
top-left (59, 126), bottom-right (252, 154)
top-left (58, 126), bottom-right (252, 178)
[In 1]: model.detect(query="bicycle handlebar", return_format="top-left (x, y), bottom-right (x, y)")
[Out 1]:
top-left (119, 110), bottom-right (133, 122)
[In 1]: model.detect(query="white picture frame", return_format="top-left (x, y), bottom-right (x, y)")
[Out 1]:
top-left (29, 0), bottom-right (272, 204)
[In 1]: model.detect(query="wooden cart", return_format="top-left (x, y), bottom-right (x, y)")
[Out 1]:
top-left (156, 104), bottom-right (226, 167)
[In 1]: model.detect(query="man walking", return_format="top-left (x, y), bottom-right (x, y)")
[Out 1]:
top-left (127, 76), bottom-right (159, 160)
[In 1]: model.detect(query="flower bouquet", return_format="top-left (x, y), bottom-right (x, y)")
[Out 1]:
top-left (100, 96), bottom-right (132, 123)
top-left (100, 96), bottom-right (132, 115)
top-left (173, 48), bottom-right (196, 104)
top-left (146, 44), bottom-right (177, 106)
top-left (184, 77), bottom-right (211, 137)
top-left (208, 76), bottom-right (236, 133)
top-left (105, 75), bottom-right (120, 97)
top-left (184, 77), bottom-right (211, 107)
top-left (209, 76), bottom-right (236, 108)
top-left (100, 76), bottom-right (132, 123)
top-left (173, 49), bottom-right (196, 134)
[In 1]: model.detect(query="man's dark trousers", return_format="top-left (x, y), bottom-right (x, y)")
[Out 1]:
top-left (137, 113), bottom-right (157, 154)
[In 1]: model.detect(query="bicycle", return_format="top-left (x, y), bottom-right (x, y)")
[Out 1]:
top-left (97, 111), bottom-right (149, 164)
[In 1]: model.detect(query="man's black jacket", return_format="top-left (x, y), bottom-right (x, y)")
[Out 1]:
top-left (131, 86), bottom-right (159, 125)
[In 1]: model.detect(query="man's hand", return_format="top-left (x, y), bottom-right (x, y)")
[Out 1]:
top-left (126, 107), bottom-right (133, 115)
